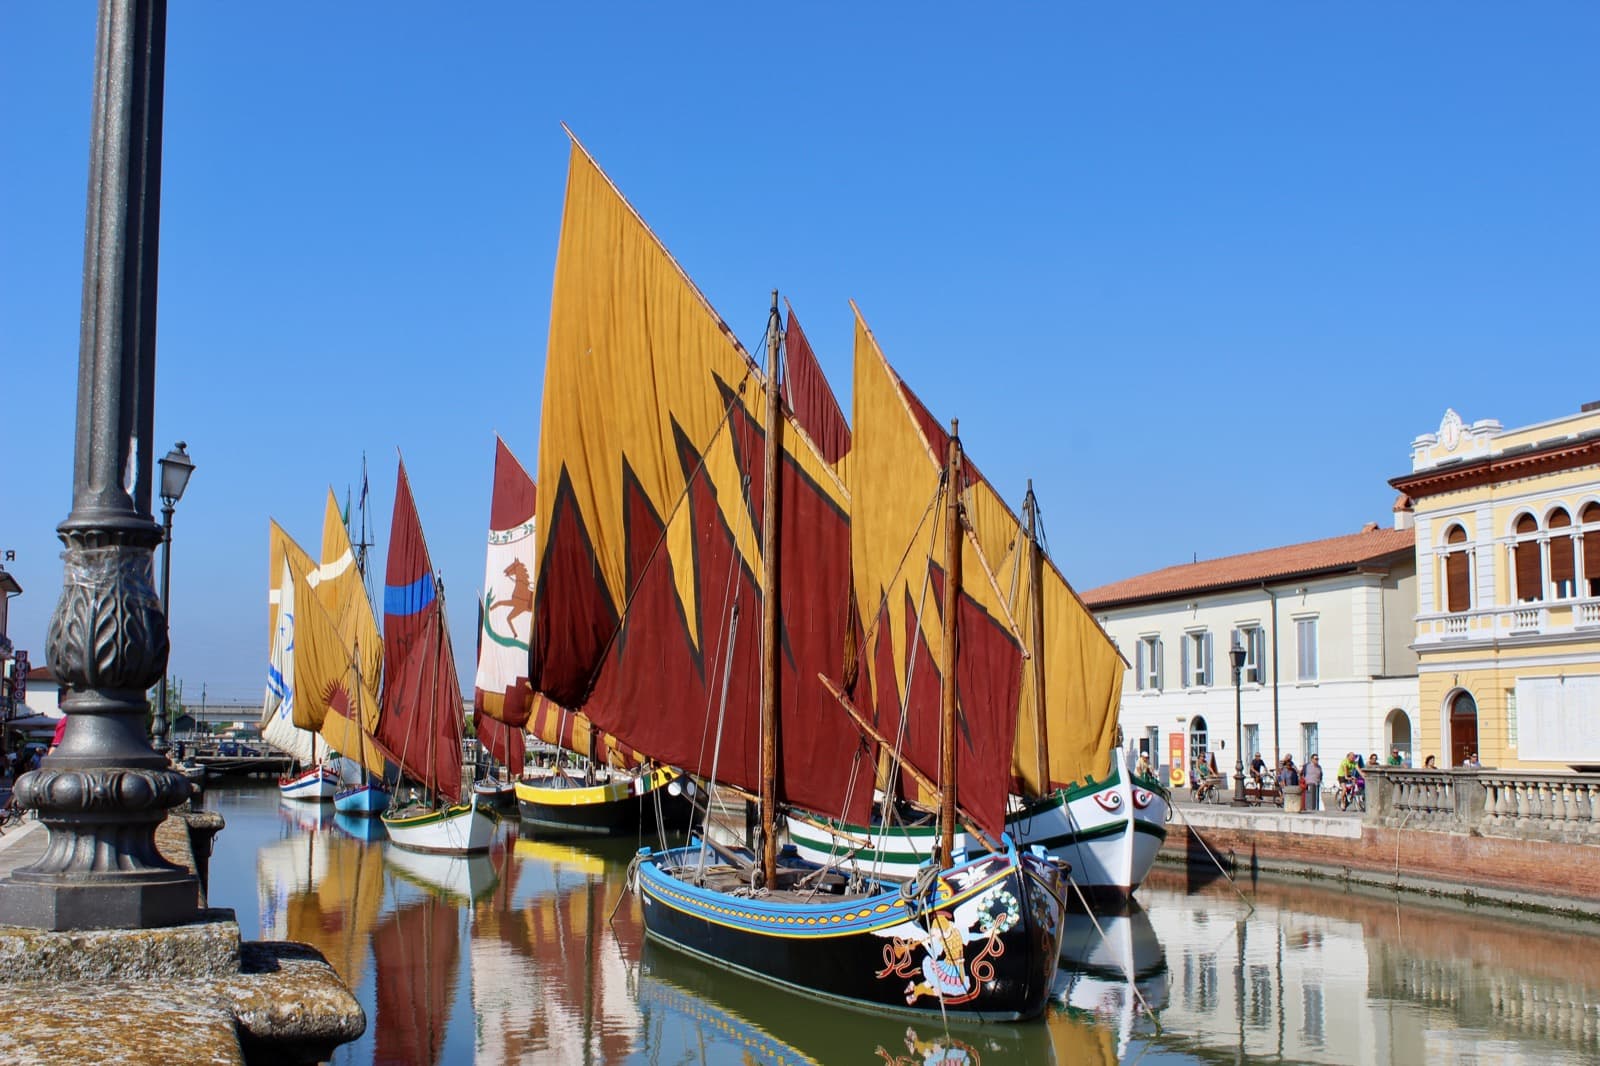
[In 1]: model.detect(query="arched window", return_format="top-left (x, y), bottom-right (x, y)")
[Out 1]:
top-left (1584, 502), bottom-right (1600, 598)
top-left (1443, 524), bottom-right (1471, 613)
top-left (1385, 709), bottom-right (1413, 764)
top-left (1188, 716), bottom-right (1209, 770)
top-left (1513, 513), bottom-right (1543, 603)
top-left (1549, 507), bottom-right (1575, 599)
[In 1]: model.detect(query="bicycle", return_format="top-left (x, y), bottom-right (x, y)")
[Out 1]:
top-left (0, 796), bottom-right (27, 833)
top-left (1335, 777), bottom-right (1367, 813)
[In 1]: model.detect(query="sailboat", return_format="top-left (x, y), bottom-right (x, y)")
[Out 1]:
top-left (473, 437), bottom-right (691, 834)
top-left (784, 327), bottom-right (1169, 907)
top-left (264, 521), bottom-right (338, 802)
top-left (469, 437), bottom-right (531, 812)
top-left (378, 457), bottom-right (499, 854)
top-left (313, 480), bottom-right (394, 817)
top-left (528, 136), bottom-right (1064, 1020)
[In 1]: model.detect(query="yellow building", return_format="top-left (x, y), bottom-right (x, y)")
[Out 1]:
top-left (1392, 405), bottom-right (1600, 769)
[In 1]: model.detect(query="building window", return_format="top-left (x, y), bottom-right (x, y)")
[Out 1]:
top-left (1296, 617), bottom-right (1318, 681)
top-left (1506, 688), bottom-right (1518, 751)
top-left (1442, 524), bottom-right (1471, 613)
top-left (1549, 508), bottom-right (1576, 599)
top-left (1233, 624), bottom-right (1266, 684)
top-left (1301, 722), bottom-right (1320, 761)
top-left (1182, 629), bottom-right (1213, 688)
top-left (1136, 635), bottom-right (1163, 691)
top-left (1513, 513), bottom-right (1543, 602)
top-left (1583, 503), bottom-right (1600, 597)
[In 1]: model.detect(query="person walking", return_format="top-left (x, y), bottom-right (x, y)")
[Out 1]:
top-left (1303, 753), bottom-right (1324, 810)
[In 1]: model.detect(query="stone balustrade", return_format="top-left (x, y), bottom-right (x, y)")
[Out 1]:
top-left (1367, 767), bottom-right (1600, 844)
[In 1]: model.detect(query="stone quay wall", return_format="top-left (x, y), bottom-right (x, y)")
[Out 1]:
top-left (1162, 768), bottom-right (1600, 917)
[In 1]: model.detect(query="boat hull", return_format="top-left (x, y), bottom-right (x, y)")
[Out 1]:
top-left (636, 845), bottom-right (1066, 1022)
top-left (472, 777), bottom-right (518, 812)
top-left (333, 782), bottom-right (391, 817)
top-left (382, 798), bottom-right (498, 854)
top-left (515, 766), bottom-right (694, 837)
top-left (279, 765), bottom-right (338, 802)
top-left (786, 753), bottom-right (1169, 908)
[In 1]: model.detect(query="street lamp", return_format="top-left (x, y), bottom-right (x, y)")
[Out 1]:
top-left (1230, 637), bottom-right (1248, 805)
top-left (152, 442), bottom-right (195, 754)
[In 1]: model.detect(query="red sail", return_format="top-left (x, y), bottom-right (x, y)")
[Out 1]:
top-left (576, 394), bottom-right (874, 825)
top-left (380, 458), bottom-right (466, 802)
top-left (372, 894), bottom-right (461, 1066)
top-left (473, 708), bottom-right (525, 778)
top-left (782, 303), bottom-right (850, 465)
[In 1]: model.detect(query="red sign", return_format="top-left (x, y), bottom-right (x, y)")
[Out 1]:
top-left (1168, 731), bottom-right (1186, 787)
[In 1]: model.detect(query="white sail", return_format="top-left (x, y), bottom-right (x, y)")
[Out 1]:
top-left (263, 557), bottom-right (316, 765)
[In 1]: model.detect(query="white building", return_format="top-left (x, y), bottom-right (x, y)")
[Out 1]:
top-left (1081, 522), bottom-right (1418, 787)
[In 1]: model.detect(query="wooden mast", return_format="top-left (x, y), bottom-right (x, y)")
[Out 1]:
top-left (759, 290), bottom-right (783, 886)
top-left (1024, 480), bottom-right (1050, 793)
top-left (939, 419), bottom-right (963, 870)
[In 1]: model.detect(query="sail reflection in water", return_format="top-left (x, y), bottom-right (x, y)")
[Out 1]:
top-left (225, 782), bottom-right (1600, 1065)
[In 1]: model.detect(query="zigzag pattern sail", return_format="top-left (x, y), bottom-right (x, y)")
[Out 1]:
top-left (529, 138), bottom-right (873, 823)
top-left (890, 359), bottom-right (1125, 796)
top-left (848, 305), bottom-right (1025, 839)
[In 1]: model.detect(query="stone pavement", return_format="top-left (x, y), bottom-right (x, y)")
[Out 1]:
top-left (0, 808), bottom-right (365, 1065)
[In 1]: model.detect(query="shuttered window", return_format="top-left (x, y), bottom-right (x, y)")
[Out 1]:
top-left (1585, 503), bottom-right (1600, 596)
top-left (1513, 513), bottom-right (1543, 602)
top-left (1138, 636), bottom-right (1163, 691)
top-left (1183, 630), bottom-right (1212, 687)
top-left (1296, 617), bottom-right (1318, 681)
top-left (1444, 524), bottom-right (1470, 613)
top-left (1549, 509), bottom-right (1575, 598)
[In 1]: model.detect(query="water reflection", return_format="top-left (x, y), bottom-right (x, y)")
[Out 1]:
top-left (216, 783), bottom-right (1600, 1065)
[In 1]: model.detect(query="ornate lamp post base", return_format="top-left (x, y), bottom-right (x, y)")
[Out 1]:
top-left (0, 766), bottom-right (197, 931)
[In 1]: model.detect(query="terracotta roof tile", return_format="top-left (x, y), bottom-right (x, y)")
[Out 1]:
top-left (1081, 526), bottom-right (1415, 608)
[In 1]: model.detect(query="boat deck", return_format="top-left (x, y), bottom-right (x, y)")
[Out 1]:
top-left (661, 862), bottom-right (880, 904)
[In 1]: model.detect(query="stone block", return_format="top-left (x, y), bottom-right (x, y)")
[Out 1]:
top-left (0, 909), bottom-right (240, 982)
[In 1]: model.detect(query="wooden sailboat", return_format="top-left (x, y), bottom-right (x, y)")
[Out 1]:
top-left (471, 437), bottom-right (529, 813)
top-left (313, 484), bottom-right (394, 817)
top-left (265, 523), bottom-right (335, 800)
top-left (379, 457), bottom-right (498, 854)
top-left (784, 330), bottom-right (1168, 907)
top-left (529, 136), bottom-right (1064, 1020)
top-left (469, 436), bottom-right (692, 834)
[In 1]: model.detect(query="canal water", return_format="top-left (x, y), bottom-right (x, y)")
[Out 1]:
top-left (204, 782), bottom-right (1600, 1065)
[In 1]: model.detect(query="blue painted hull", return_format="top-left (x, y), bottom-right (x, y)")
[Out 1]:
top-left (333, 783), bottom-right (391, 816)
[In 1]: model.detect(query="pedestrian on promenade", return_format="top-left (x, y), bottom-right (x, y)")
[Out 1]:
top-left (1424, 754), bottom-right (1437, 769)
top-left (1249, 751), bottom-right (1266, 785)
top-left (1135, 752), bottom-right (1153, 779)
top-left (1303, 754), bottom-right (1324, 810)
top-left (1388, 749), bottom-right (1403, 766)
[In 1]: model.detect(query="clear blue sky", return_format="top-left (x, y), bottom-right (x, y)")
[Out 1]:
top-left (3, 4), bottom-right (1596, 703)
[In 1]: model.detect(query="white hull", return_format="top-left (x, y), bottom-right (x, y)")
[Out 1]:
top-left (279, 765), bottom-right (338, 802)
top-left (785, 752), bottom-right (1169, 906)
top-left (384, 845), bottom-right (501, 902)
top-left (382, 795), bottom-right (498, 854)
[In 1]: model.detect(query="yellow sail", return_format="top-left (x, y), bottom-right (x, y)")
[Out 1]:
top-left (532, 134), bottom-right (762, 705)
top-left (316, 488), bottom-right (383, 707)
top-left (851, 326), bottom-right (1126, 798)
top-left (282, 551), bottom-right (386, 779)
top-left (849, 304), bottom-right (1026, 838)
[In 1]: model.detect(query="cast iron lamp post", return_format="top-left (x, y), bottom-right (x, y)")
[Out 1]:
top-left (0, 0), bottom-right (199, 930)
top-left (151, 441), bottom-right (194, 754)
top-left (1231, 637), bottom-right (1249, 806)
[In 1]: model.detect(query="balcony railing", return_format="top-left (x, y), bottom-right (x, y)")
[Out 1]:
top-left (1417, 597), bottom-right (1600, 644)
top-left (1368, 768), bottom-right (1600, 844)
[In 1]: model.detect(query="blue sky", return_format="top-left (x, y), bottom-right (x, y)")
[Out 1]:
top-left (3, 4), bottom-right (1596, 703)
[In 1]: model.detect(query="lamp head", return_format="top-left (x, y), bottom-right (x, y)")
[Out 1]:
top-left (1229, 638), bottom-right (1246, 673)
top-left (158, 441), bottom-right (195, 507)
